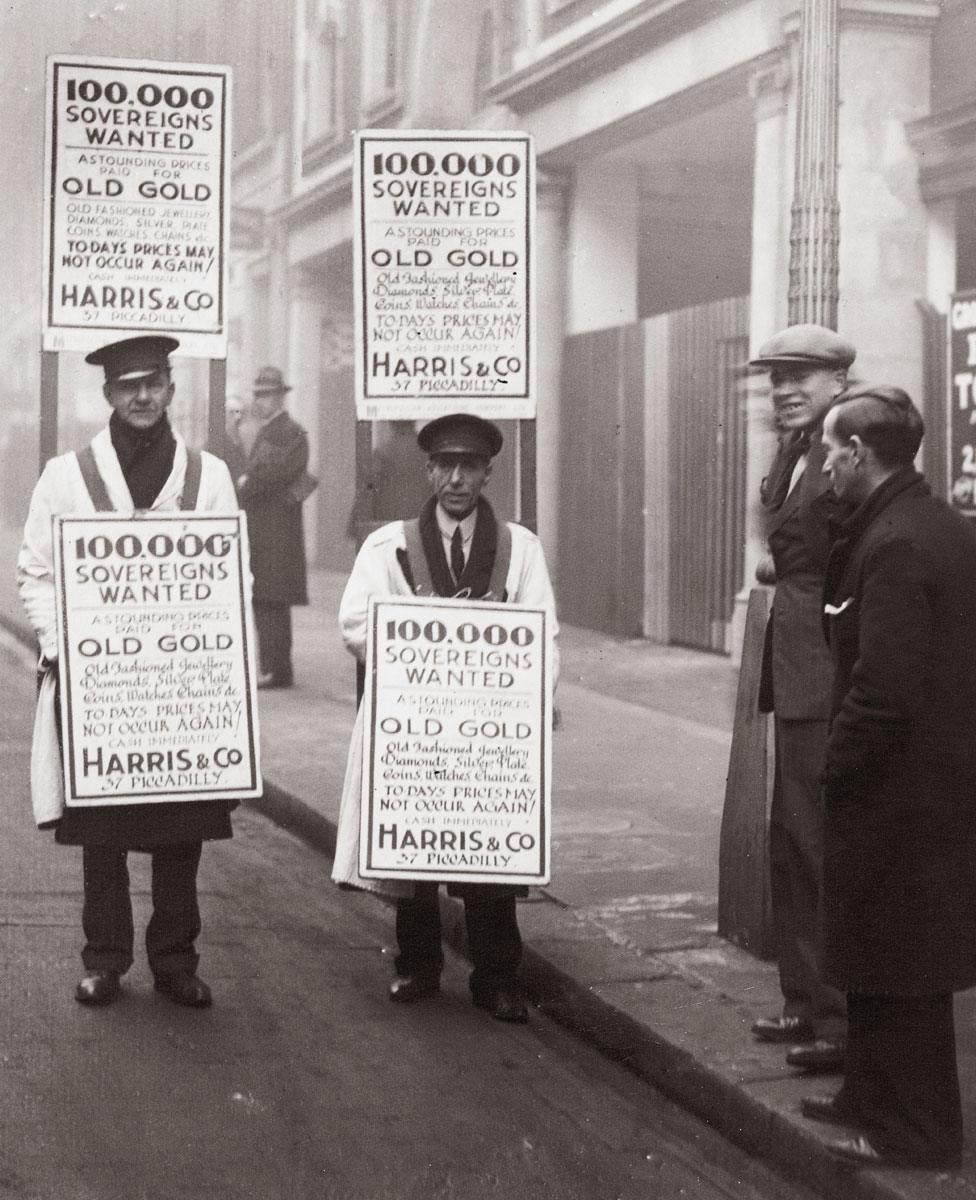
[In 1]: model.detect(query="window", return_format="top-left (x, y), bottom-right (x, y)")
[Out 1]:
top-left (361, 0), bottom-right (400, 113)
top-left (304, 0), bottom-right (345, 147)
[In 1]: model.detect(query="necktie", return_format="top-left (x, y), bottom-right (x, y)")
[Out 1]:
top-left (450, 526), bottom-right (465, 584)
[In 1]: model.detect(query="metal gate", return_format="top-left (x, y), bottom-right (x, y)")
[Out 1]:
top-left (559, 296), bottom-right (748, 651)
top-left (665, 297), bottom-right (749, 652)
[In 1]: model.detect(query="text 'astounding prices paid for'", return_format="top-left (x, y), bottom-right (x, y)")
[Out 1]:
top-left (54, 513), bottom-right (261, 805)
top-left (361, 597), bottom-right (552, 885)
top-left (353, 130), bottom-right (535, 421)
top-left (42, 55), bottom-right (230, 357)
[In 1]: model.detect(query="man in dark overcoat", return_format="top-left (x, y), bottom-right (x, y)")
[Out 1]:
top-left (808, 383), bottom-right (976, 1169)
top-left (749, 325), bottom-right (853, 1073)
top-left (17, 336), bottom-right (240, 1008)
top-left (236, 366), bottom-right (310, 689)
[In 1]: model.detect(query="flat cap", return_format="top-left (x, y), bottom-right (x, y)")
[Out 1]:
top-left (85, 335), bottom-right (179, 382)
top-left (417, 413), bottom-right (503, 459)
top-left (253, 366), bottom-right (292, 395)
top-left (749, 324), bottom-right (856, 370)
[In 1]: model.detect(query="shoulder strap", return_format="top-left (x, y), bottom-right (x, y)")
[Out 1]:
top-left (486, 521), bottom-right (512, 602)
top-left (402, 516), bottom-right (512, 602)
top-left (74, 445), bottom-right (114, 512)
top-left (402, 518), bottom-right (435, 595)
top-left (181, 448), bottom-right (202, 510)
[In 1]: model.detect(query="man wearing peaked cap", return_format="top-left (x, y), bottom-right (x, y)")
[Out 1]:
top-left (333, 412), bottom-right (557, 1024)
top-left (17, 334), bottom-right (241, 1011)
top-left (747, 324), bottom-right (854, 1074)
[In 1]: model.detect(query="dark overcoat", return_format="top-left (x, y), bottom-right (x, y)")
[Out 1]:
top-left (821, 468), bottom-right (976, 995)
top-left (238, 410), bottom-right (309, 606)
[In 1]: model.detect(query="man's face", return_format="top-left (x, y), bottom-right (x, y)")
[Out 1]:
top-left (104, 369), bottom-right (174, 430)
top-left (821, 407), bottom-right (860, 499)
top-left (769, 365), bottom-right (846, 432)
top-left (252, 390), bottom-right (284, 421)
top-left (426, 452), bottom-right (491, 519)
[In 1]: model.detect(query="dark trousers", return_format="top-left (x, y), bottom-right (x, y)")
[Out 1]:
top-left (394, 882), bottom-right (523, 1000)
top-left (81, 842), bottom-right (203, 980)
top-left (839, 991), bottom-right (962, 1167)
top-left (770, 717), bottom-right (846, 1037)
top-left (254, 601), bottom-right (293, 683)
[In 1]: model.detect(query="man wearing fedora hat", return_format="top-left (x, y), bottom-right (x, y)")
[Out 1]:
top-left (236, 366), bottom-right (312, 689)
top-left (17, 335), bottom-right (240, 1009)
top-left (748, 324), bottom-right (856, 1074)
top-left (332, 413), bottom-right (558, 1023)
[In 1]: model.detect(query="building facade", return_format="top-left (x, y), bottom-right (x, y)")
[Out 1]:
top-left (223, 0), bottom-right (972, 652)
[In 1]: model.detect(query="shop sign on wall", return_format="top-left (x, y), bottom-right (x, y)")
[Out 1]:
top-left (949, 289), bottom-right (976, 515)
top-left (360, 597), bottom-right (552, 885)
top-left (54, 514), bottom-right (260, 805)
top-left (42, 55), bottom-right (230, 358)
top-left (353, 130), bottom-right (535, 421)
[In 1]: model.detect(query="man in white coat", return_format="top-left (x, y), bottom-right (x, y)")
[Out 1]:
top-left (333, 413), bottom-right (558, 1023)
top-left (18, 335), bottom-right (240, 1009)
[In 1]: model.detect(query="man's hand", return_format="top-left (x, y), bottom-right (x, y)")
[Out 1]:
top-left (755, 553), bottom-right (776, 585)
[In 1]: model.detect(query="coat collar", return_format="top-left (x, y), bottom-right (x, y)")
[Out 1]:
top-left (90, 424), bottom-right (188, 513)
top-left (830, 466), bottom-right (929, 545)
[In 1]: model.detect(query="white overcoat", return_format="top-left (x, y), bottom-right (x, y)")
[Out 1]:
top-left (331, 517), bottom-right (559, 897)
top-left (17, 426), bottom-right (239, 826)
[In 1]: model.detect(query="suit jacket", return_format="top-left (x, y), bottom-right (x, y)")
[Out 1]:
top-left (237, 409), bottom-right (309, 606)
top-left (760, 430), bottom-right (840, 720)
top-left (821, 468), bottom-right (976, 993)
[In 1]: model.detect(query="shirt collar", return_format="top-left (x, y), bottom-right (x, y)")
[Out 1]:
top-left (435, 504), bottom-right (478, 543)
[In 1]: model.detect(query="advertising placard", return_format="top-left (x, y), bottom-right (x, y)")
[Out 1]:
top-left (54, 513), bottom-right (261, 805)
top-left (353, 130), bottom-right (534, 421)
top-left (360, 597), bottom-right (552, 885)
top-left (42, 55), bottom-right (230, 357)
top-left (949, 289), bottom-right (976, 515)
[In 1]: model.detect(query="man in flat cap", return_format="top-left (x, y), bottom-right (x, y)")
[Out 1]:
top-left (332, 413), bottom-right (558, 1023)
top-left (235, 366), bottom-right (311, 690)
top-left (18, 335), bottom-right (240, 1009)
top-left (748, 324), bottom-right (855, 1073)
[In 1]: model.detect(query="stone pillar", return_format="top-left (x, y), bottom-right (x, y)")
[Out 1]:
top-left (789, 0), bottom-right (840, 327)
top-left (926, 198), bottom-right (956, 314)
top-left (267, 223), bottom-right (290, 371)
top-left (286, 269), bottom-right (324, 565)
top-left (534, 169), bottom-right (569, 571)
top-left (835, 3), bottom-right (935, 396)
top-left (566, 158), bottom-right (639, 334)
top-left (733, 57), bottom-right (792, 659)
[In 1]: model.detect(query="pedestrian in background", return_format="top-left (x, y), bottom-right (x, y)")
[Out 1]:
top-left (807, 384), bottom-right (976, 1170)
top-left (332, 413), bottom-right (558, 1023)
top-left (235, 366), bottom-right (312, 690)
top-left (222, 390), bottom-right (248, 484)
top-left (17, 335), bottom-right (239, 1009)
top-left (748, 324), bottom-right (853, 1074)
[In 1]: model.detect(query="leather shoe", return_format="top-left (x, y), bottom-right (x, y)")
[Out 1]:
top-left (827, 1134), bottom-right (959, 1171)
top-left (800, 1093), bottom-right (864, 1128)
top-left (154, 972), bottom-right (213, 1008)
top-left (75, 970), bottom-right (120, 1006)
top-left (487, 988), bottom-right (528, 1024)
top-left (257, 672), bottom-right (292, 690)
top-left (388, 974), bottom-right (440, 1004)
top-left (751, 1015), bottom-right (815, 1044)
top-left (786, 1038), bottom-right (845, 1074)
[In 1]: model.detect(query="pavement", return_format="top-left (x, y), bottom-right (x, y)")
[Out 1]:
top-left (2, 524), bottom-right (975, 1200)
